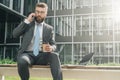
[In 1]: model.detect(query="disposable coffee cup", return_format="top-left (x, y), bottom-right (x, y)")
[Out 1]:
top-left (42, 43), bottom-right (48, 52)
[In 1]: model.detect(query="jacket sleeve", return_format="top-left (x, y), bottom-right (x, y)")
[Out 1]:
top-left (13, 21), bottom-right (29, 38)
top-left (49, 27), bottom-right (57, 51)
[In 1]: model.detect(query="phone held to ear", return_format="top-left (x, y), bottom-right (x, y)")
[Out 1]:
top-left (27, 13), bottom-right (36, 22)
top-left (30, 13), bottom-right (36, 21)
top-left (32, 16), bottom-right (35, 20)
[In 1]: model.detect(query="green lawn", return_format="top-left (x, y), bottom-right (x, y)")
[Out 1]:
top-left (6, 76), bottom-right (82, 80)
top-left (6, 76), bottom-right (51, 80)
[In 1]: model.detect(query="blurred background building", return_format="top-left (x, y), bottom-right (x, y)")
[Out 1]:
top-left (0, 0), bottom-right (120, 65)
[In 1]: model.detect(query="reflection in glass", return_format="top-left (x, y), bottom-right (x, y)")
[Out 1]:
top-left (0, 46), bottom-right (4, 59)
top-left (57, 44), bottom-right (72, 64)
top-left (56, 0), bottom-right (72, 10)
top-left (5, 46), bottom-right (19, 61)
top-left (1, 0), bottom-right (9, 7)
top-left (24, 0), bottom-right (37, 16)
top-left (0, 23), bottom-right (5, 43)
top-left (55, 16), bottom-right (72, 36)
top-left (13, 0), bottom-right (21, 12)
top-left (6, 22), bottom-right (20, 43)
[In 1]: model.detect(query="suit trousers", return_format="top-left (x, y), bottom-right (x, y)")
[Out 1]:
top-left (17, 52), bottom-right (63, 80)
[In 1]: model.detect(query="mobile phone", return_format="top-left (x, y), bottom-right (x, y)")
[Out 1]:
top-left (32, 16), bottom-right (35, 20)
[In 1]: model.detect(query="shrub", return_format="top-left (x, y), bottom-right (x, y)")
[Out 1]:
top-left (0, 58), bottom-right (16, 64)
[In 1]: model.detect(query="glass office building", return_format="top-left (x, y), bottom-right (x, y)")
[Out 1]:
top-left (0, 0), bottom-right (120, 65)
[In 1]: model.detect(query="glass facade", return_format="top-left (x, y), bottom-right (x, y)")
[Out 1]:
top-left (1, 0), bottom-right (120, 65)
top-left (13, 0), bottom-right (21, 12)
top-left (55, 16), bottom-right (72, 37)
top-left (52, 0), bottom-right (120, 64)
top-left (0, 0), bottom-right (23, 60)
top-left (24, 0), bottom-right (38, 16)
top-left (0, 19), bottom-right (21, 60)
top-left (0, 0), bottom-right (10, 7)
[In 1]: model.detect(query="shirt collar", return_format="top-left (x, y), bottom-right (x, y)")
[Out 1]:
top-left (35, 21), bottom-right (44, 26)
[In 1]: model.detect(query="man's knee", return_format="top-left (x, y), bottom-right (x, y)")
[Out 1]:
top-left (17, 55), bottom-right (30, 65)
top-left (49, 52), bottom-right (59, 58)
top-left (49, 52), bottom-right (61, 63)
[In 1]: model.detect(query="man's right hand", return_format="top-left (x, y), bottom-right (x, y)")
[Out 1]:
top-left (26, 13), bottom-right (35, 22)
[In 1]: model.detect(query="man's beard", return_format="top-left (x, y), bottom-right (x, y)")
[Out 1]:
top-left (35, 17), bottom-right (45, 23)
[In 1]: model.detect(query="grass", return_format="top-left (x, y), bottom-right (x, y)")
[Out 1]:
top-left (87, 63), bottom-right (120, 66)
top-left (6, 76), bottom-right (52, 80)
top-left (5, 76), bottom-right (82, 80)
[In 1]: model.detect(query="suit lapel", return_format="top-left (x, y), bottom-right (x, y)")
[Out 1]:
top-left (29, 21), bottom-right (35, 39)
top-left (43, 23), bottom-right (46, 42)
top-left (43, 23), bottom-right (48, 42)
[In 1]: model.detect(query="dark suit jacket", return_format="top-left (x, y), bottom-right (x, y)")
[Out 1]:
top-left (13, 20), bottom-right (56, 55)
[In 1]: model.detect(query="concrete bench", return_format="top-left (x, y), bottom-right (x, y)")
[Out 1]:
top-left (1, 64), bottom-right (120, 80)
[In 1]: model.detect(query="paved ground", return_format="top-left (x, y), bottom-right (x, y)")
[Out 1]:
top-left (1, 64), bottom-right (120, 80)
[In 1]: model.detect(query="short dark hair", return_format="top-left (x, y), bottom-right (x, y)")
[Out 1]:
top-left (36, 2), bottom-right (48, 10)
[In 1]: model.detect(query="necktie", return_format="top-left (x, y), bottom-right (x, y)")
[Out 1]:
top-left (33, 25), bottom-right (40, 56)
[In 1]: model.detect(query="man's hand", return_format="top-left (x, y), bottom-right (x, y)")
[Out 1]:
top-left (27, 13), bottom-right (35, 22)
top-left (43, 44), bottom-right (53, 52)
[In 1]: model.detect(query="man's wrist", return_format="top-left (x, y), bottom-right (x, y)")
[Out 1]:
top-left (51, 45), bottom-right (56, 51)
top-left (24, 19), bottom-right (30, 24)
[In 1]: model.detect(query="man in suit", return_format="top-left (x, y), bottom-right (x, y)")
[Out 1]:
top-left (13, 2), bottom-right (63, 80)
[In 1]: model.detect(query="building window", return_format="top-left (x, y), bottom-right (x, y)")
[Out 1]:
top-left (39, 0), bottom-right (53, 10)
top-left (55, 16), bottom-right (72, 36)
top-left (93, 43), bottom-right (113, 64)
top-left (6, 22), bottom-right (20, 43)
top-left (74, 0), bottom-right (92, 9)
top-left (0, 0), bottom-right (10, 7)
top-left (0, 46), bottom-right (4, 59)
top-left (75, 15), bottom-right (92, 36)
top-left (5, 46), bottom-right (19, 60)
top-left (73, 43), bottom-right (93, 64)
top-left (93, 14), bottom-right (113, 36)
top-left (24, 0), bottom-right (37, 16)
top-left (57, 44), bottom-right (72, 64)
top-left (56, 0), bottom-right (72, 10)
top-left (13, 0), bottom-right (21, 12)
top-left (0, 23), bottom-right (5, 43)
top-left (45, 17), bottom-right (54, 27)
top-left (93, 0), bottom-right (112, 8)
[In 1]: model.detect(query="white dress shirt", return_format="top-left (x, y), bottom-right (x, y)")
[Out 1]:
top-left (24, 19), bottom-right (43, 51)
